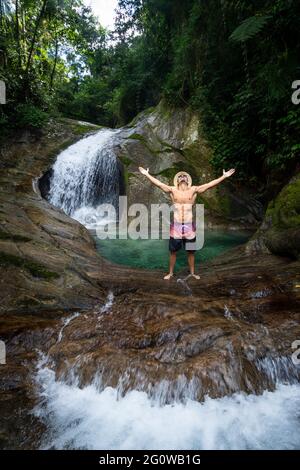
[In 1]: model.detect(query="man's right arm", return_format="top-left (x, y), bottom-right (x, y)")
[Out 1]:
top-left (139, 167), bottom-right (172, 193)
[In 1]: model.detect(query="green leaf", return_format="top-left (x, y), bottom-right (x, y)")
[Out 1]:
top-left (229, 15), bottom-right (272, 43)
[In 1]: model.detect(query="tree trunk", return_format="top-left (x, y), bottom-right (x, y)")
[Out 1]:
top-left (25, 0), bottom-right (48, 77)
top-left (15, 0), bottom-right (21, 67)
top-left (50, 34), bottom-right (59, 90)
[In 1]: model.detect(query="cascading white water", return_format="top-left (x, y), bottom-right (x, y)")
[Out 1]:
top-left (48, 129), bottom-right (123, 228)
top-left (33, 344), bottom-right (300, 450)
top-left (34, 362), bottom-right (300, 450)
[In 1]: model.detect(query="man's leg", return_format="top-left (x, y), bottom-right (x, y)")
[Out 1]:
top-left (165, 237), bottom-right (181, 280)
top-left (164, 252), bottom-right (176, 280)
top-left (187, 252), bottom-right (200, 279)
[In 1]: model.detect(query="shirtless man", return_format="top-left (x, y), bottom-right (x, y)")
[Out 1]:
top-left (139, 167), bottom-right (235, 280)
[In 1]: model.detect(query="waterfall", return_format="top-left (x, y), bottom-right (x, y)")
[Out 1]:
top-left (32, 351), bottom-right (300, 449)
top-left (34, 361), bottom-right (300, 450)
top-left (47, 129), bottom-right (123, 228)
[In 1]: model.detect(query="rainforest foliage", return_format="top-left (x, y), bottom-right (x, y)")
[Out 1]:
top-left (0, 0), bottom-right (299, 180)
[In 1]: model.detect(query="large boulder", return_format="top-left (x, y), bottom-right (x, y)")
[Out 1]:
top-left (113, 101), bottom-right (262, 229)
top-left (246, 172), bottom-right (300, 259)
top-left (0, 119), bottom-right (106, 314)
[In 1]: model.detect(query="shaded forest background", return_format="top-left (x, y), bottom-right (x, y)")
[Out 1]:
top-left (0, 0), bottom-right (299, 184)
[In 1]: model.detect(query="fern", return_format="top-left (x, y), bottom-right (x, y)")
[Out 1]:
top-left (229, 15), bottom-right (272, 43)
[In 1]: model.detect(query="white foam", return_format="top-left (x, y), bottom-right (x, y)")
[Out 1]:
top-left (34, 364), bottom-right (300, 450)
top-left (57, 312), bottom-right (80, 343)
top-left (99, 291), bottom-right (114, 314)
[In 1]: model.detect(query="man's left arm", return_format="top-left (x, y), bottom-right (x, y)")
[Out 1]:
top-left (194, 169), bottom-right (235, 193)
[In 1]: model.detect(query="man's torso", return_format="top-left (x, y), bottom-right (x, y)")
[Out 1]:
top-left (169, 186), bottom-right (197, 223)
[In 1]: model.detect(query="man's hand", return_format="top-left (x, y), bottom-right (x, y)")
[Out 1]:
top-left (195, 168), bottom-right (236, 193)
top-left (139, 167), bottom-right (149, 176)
top-left (223, 168), bottom-right (235, 178)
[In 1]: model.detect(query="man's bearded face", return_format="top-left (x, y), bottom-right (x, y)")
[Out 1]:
top-left (178, 175), bottom-right (188, 184)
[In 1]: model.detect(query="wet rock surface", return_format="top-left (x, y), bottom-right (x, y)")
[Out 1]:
top-left (0, 119), bottom-right (107, 314)
top-left (246, 171), bottom-right (300, 259)
top-left (50, 247), bottom-right (300, 400)
top-left (1, 245), bottom-right (299, 448)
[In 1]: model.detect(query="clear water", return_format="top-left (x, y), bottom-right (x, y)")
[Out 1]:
top-left (93, 230), bottom-right (251, 270)
top-left (34, 364), bottom-right (300, 450)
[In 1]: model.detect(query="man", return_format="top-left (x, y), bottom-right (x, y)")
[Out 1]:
top-left (139, 167), bottom-right (236, 280)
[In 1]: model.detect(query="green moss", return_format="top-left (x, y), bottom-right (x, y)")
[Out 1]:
top-left (17, 297), bottom-right (41, 307)
top-left (127, 132), bottom-right (147, 143)
top-left (126, 132), bottom-right (162, 155)
top-left (154, 135), bottom-right (184, 156)
top-left (123, 170), bottom-right (138, 188)
top-left (265, 174), bottom-right (300, 229)
top-left (118, 155), bottom-right (134, 189)
top-left (158, 159), bottom-right (199, 184)
top-left (157, 166), bottom-right (176, 179)
top-left (0, 230), bottom-right (31, 242)
top-left (127, 132), bottom-right (197, 163)
top-left (118, 155), bottom-right (133, 167)
top-left (182, 143), bottom-right (212, 178)
top-left (253, 174), bottom-right (300, 259)
top-left (0, 252), bottom-right (60, 280)
top-left (264, 227), bottom-right (300, 259)
top-left (57, 118), bottom-right (101, 135)
top-left (72, 124), bottom-right (101, 135)
top-left (128, 171), bottom-right (138, 179)
top-left (156, 100), bottom-right (174, 120)
top-left (157, 164), bottom-right (184, 183)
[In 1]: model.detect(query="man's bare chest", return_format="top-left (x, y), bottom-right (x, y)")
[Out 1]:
top-left (170, 189), bottom-right (196, 204)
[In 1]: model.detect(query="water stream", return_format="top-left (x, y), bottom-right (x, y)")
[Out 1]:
top-left (48, 128), bottom-right (124, 228)
top-left (34, 358), bottom-right (300, 450)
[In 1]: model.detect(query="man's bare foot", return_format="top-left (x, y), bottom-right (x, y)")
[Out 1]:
top-left (164, 273), bottom-right (174, 280)
top-left (190, 273), bottom-right (200, 280)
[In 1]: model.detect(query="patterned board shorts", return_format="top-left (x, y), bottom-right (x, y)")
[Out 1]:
top-left (169, 222), bottom-right (196, 253)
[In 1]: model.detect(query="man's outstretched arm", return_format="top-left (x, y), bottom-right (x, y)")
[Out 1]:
top-left (195, 169), bottom-right (235, 193)
top-left (139, 167), bottom-right (172, 193)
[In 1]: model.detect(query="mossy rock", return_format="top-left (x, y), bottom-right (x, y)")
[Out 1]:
top-left (250, 173), bottom-right (300, 259)
top-left (263, 227), bottom-right (300, 259)
top-left (72, 124), bottom-right (102, 135)
top-left (0, 252), bottom-right (60, 280)
top-left (265, 173), bottom-right (300, 229)
top-left (126, 133), bottom-right (161, 155)
top-left (127, 132), bottom-right (147, 143)
top-left (0, 230), bottom-right (31, 242)
top-left (155, 99), bottom-right (174, 120)
top-left (127, 171), bottom-right (138, 181)
top-left (182, 143), bottom-right (212, 177)
top-left (17, 296), bottom-right (41, 307)
top-left (157, 162), bottom-right (187, 183)
top-left (118, 155), bottom-right (133, 167)
top-left (57, 118), bottom-right (101, 135)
